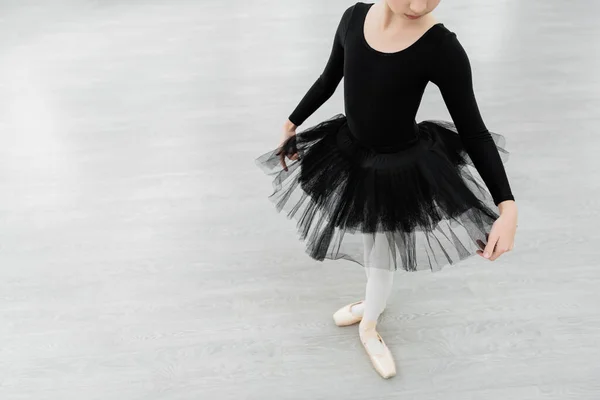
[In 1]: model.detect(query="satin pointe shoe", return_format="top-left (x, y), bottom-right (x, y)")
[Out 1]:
top-left (332, 300), bottom-right (364, 327)
top-left (359, 326), bottom-right (397, 379)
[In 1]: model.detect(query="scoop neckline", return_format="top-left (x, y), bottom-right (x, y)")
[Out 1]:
top-left (360, 2), bottom-right (444, 56)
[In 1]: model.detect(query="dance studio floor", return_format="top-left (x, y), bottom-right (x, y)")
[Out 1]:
top-left (1, 0), bottom-right (599, 398)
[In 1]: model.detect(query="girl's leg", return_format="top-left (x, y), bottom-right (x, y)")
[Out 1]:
top-left (350, 233), bottom-right (394, 318)
top-left (349, 233), bottom-right (377, 317)
top-left (360, 233), bottom-right (394, 328)
top-left (358, 232), bottom-right (396, 379)
top-left (363, 233), bottom-right (373, 279)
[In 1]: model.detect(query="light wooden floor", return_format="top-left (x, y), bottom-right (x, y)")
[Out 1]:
top-left (1, 0), bottom-right (599, 399)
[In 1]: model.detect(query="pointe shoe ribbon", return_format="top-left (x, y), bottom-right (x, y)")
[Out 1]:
top-left (360, 329), bottom-right (397, 379)
top-left (332, 300), bottom-right (364, 327)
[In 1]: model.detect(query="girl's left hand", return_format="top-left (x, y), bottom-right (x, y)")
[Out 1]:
top-left (477, 201), bottom-right (518, 261)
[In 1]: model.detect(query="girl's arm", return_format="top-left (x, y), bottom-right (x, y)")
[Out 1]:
top-left (429, 32), bottom-right (515, 206)
top-left (287, 5), bottom-right (355, 127)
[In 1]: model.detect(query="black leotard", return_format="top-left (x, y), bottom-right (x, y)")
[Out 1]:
top-left (288, 2), bottom-right (514, 205)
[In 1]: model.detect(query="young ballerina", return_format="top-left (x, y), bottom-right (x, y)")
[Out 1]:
top-left (256, 0), bottom-right (518, 379)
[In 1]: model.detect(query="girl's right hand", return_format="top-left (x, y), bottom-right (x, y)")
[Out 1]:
top-left (277, 120), bottom-right (298, 171)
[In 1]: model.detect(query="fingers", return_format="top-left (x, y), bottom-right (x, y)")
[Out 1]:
top-left (277, 133), bottom-right (298, 172)
top-left (477, 237), bottom-right (514, 261)
top-left (277, 148), bottom-right (288, 172)
top-left (490, 240), bottom-right (512, 261)
top-left (276, 148), bottom-right (298, 172)
top-left (489, 247), bottom-right (505, 261)
top-left (482, 233), bottom-right (498, 260)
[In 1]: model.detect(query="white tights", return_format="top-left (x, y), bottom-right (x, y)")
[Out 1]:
top-left (351, 233), bottom-right (394, 324)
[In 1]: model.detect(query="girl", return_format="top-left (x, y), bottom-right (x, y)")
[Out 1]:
top-left (256, 0), bottom-right (518, 379)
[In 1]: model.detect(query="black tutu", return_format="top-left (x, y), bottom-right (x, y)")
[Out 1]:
top-left (255, 114), bottom-right (509, 272)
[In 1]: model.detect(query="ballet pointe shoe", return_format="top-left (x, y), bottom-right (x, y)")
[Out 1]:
top-left (359, 321), bottom-right (396, 379)
top-left (332, 300), bottom-right (364, 327)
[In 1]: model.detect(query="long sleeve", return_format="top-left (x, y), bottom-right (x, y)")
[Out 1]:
top-left (429, 32), bottom-right (515, 205)
top-left (288, 5), bottom-right (354, 126)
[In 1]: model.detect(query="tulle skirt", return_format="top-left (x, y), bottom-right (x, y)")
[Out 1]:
top-left (255, 114), bottom-right (509, 272)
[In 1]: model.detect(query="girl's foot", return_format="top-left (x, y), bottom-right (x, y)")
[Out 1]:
top-left (359, 320), bottom-right (396, 379)
top-left (332, 300), bottom-right (364, 327)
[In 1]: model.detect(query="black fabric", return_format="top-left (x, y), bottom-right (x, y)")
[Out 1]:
top-left (256, 2), bottom-right (516, 272)
top-left (256, 115), bottom-right (509, 272)
top-left (288, 2), bottom-right (514, 205)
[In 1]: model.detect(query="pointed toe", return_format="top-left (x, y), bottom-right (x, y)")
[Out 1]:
top-left (360, 329), bottom-right (397, 379)
top-left (332, 300), bottom-right (364, 327)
